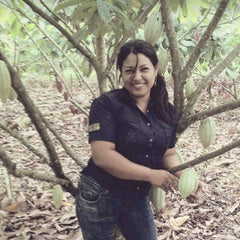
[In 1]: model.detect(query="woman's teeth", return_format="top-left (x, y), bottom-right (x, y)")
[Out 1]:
top-left (132, 83), bottom-right (145, 88)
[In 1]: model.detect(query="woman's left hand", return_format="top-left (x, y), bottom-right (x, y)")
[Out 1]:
top-left (187, 181), bottom-right (205, 201)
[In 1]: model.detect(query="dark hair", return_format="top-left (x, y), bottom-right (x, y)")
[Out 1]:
top-left (116, 39), bottom-right (176, 126)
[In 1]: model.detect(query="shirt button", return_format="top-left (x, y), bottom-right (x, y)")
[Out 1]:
top-left (147, 109), bottom-right (149, 113)
top-left (149, 138), bottom-right (153, 142)
top-left (146, 154), bottom-right (149, 158)
top-left (136, 187), bottom-right (140, 190)
top-left (147, 123), bottom-right (151, 126)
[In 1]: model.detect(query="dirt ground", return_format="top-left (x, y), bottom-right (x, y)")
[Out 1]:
top-left (0, 79), bottom-right (239, 240)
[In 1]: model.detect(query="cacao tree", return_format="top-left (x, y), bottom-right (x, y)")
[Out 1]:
top-left (0, 0), bottom-right (240, 200)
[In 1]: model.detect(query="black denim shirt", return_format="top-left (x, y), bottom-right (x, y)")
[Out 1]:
top-left (82, 87), bottom-right (177, 201)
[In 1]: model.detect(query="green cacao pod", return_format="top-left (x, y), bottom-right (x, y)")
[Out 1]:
top-left (144, 10), bottom-right (163, 44)
top-left (176, 149), bottom-right (184, 163)
top-left (198, 117), bottom-right (216, 148)
top-left (184, 78), bottom-right (195, 100)
top-left (53, 184), bottom-right (63, 210)
top-left (149, 186), bottom-right (166, 211)
top-left (158, 49), bottom-right (169, 74)
top-left (0, 60), bottom-right (11, 102)
top-left (178, 168), bottom-right (199, 199)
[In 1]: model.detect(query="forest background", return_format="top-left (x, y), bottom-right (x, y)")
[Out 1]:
top-left (0, 0), bottom-right (240, 239)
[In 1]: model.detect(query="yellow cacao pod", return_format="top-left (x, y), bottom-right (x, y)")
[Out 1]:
top-left (0, 60), bottom-right (11, 102)
top-left (184, 78), bottom-right (195, 100)
top-left (158, 49), bottom-right (169, 74)
top-left (178, 168), bottom-right (199, 199)
top-left (149, 186), bottom-right (166, 211)
top-left (176, 149), bottom-right (184, 163)
top-left (144, 10), bottom-right (163, 44)
top-left (198, 117), bottom-right (216, 148)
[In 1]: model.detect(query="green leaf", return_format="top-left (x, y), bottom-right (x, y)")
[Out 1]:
top-left (0, 6), bottom-right (10, 22)
top-left (181, 39), bottom-right (195, 47)
top-left (97, 0), bottom-right (111, 24)
top-left (55, 0), bottom-right (81, 11)
top-left (71, 1), bottom-right (97, 21)
top-left (11, 19), bottom-right (21, 39)
top-left (88, 10), bottom-right (101, 34)
top-left (53, 184), bottom-right (63, 210)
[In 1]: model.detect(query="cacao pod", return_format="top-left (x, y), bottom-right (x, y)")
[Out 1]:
top-left (8, 87), bottom-right (17, 101)
top-left (178, 168), bottom-right (199, 199)
top-left (144, 10), bottom-right (163, 44)
top-left (198, 117), bottom-right (216, 148)
top-left (149, 186), bottom-right (166, 211)
top-left (180, 0), bottom-right (188, 17)
top-left (176, 149), bottom-right (184, 163)
top-left (185, 78), bottom-right (195, 100)
top-left (53, 184), bottom-right (63, 210)
top-left (193, 29), bottom-right (200, 41)
top-left (158, 49), bottom-right (169, 74)
top-left (0, 60), bottom-right (11, 102)
top-left (63, 91), bottom-right (68, 101)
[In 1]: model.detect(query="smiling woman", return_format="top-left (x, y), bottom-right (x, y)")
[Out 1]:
top-left (121, 53), bottom-right (157, 108)
top-left (75, 39), bottom-right (203, 240)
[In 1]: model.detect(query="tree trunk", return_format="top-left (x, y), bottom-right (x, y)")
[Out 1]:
top-left (95, 33), bottom-right (109, 94)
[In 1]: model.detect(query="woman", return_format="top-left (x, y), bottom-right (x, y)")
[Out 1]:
top-left (75, 39), bottom-right (202, 240)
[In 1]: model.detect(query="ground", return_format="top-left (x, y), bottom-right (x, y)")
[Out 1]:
top-left (0, 79), bottom-right (239, 240)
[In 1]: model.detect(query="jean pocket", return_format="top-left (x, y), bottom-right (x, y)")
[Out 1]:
top-left (78, 176), bottom-right (107, 204)
top-left (80, 187), bottom-right (101, 203)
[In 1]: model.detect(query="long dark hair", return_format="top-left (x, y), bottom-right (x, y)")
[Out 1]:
top-left (116, 39), bottom-right (176, 126)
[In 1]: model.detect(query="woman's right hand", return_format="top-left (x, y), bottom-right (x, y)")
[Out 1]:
top-left (149, 169), bottom-right (178, 192)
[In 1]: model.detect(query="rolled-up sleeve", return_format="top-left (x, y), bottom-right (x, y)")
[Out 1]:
top-left (88, 96), bottom-right (117, 143)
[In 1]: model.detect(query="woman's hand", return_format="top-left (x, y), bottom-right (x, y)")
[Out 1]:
top-left (187, 181), bottom-right (205, 201)
top-left (149, 169), bottom-right (178, 192)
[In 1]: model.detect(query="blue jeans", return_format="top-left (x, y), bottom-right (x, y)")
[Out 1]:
top-left (75, 175), bottom-right (157, 240)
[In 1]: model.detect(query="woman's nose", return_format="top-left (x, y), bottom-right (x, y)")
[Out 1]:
top-left (133, 70), bottom-right (141, 81)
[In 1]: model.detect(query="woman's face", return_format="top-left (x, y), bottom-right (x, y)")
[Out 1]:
top-left (121, 53), bottom-right (158, 101)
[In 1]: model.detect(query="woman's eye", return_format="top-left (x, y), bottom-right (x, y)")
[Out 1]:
top-left (141, 67), bottom-right (149, 71)
top-left (125, 69), bottom-right (133, 74)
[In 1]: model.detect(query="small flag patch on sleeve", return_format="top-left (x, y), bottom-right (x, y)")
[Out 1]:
top-left (88, 123), bottom-right (100, 132)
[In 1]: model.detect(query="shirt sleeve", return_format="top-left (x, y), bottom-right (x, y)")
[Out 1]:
top-left (88, 95), bottom-right (117, 143)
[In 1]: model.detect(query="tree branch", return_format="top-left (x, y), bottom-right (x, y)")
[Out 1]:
top-left (39, 0), bottom-right (73, 33)
top-left (0, 147), bottom-right (73, 188)
top-left (178, 99), bottom-right (240, 132)
top-left (160, 0), bottom-right (183, 74)
top-left (0, 120), bottom-right (49, 164)
top-left (21, 0), bottom-right (100, 73)
top-left (0, 51), bottom-right (76, 196)
top-left (169, 139), bottom-right (240, 173)
top-left (181, 42), bottom-right (240, 122)
top-left (181, 0), bottom-right (230, 80)
top-left (160, 0), bottom-right (184, 113)
top-left (39, 112), bottom-right (87, 168)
